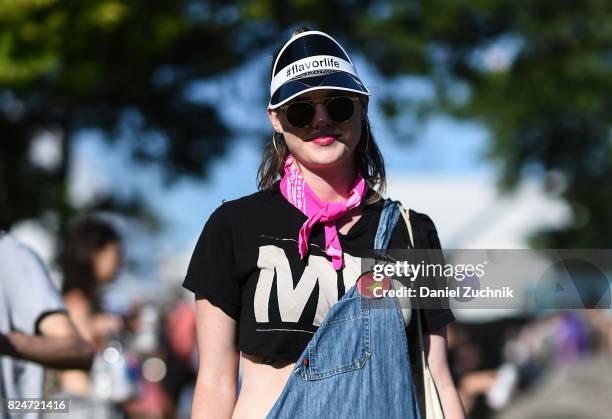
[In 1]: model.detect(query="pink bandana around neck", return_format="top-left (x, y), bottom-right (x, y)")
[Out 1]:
top-left (279, 155), bottom-right (366, 270)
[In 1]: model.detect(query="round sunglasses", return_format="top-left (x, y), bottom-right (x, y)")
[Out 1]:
top-left (280, 96), bottom-right (360, 128)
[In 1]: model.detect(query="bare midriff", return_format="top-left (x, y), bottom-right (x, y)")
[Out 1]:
top-left (232, 353), bottom-right (295, 419)
top-left (231, 210), bottom-right (364, 418)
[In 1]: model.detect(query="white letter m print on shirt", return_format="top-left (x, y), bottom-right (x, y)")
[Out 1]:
top-left (253, 245), bottom-right (361, 327)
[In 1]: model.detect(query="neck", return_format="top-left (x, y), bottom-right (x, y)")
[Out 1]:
top-left (295, 159), bottom-right (358, 202)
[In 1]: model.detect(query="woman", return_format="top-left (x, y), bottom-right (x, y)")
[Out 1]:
top-left (59, 215), bottom-right (124, 396)
top-left (183, 28), bottom-right (464, 418)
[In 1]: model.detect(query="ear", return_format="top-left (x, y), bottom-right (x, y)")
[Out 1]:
top-left (267, 108), bottom-right (283, 133)
top-left (360, 96), bottom-right (369, 120)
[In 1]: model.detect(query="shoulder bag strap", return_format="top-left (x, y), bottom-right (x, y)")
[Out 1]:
top-left (399, 206), bottom-right (446, 419)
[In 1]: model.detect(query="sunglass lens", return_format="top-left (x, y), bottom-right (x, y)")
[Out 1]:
top-left (286, 102), bottom-right (314, 128)
top-left (327, 97), bottom-right (355, 123)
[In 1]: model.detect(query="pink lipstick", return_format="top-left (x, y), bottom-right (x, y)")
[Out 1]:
top-left (312, 136), bottom-right (336, 146)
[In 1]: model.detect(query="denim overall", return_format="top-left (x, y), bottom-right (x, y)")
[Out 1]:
top-left (266, 200), bottom-right (422, 419)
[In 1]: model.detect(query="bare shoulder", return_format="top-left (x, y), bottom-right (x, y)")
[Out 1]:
top-left (63, 289), bottom-right (91, 312)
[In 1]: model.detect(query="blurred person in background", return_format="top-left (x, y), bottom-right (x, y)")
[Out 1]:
top-left (443, 258), bottom-right (612, 418)
top-left (122, 301), bottom-right (174, 419)
top-left (183, 28), bottom-right (464, 418)
top-left (496, 313), bottom-right (612, 419)
top-left (163, 292), bottom-right (198, 419)
top-left (57, 215), bottom-right (126, 415)
top-left (0, 185), bottom-right (93, 419)
top-left (498, 271), bottom-right (612, 402)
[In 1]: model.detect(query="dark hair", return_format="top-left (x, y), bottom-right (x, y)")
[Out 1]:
top-left (257, 27), bottom-right (386, 204)
top-left (60, 216), bottom-right (120, 308)
top-left (0, 163), bottom-right (9, 231)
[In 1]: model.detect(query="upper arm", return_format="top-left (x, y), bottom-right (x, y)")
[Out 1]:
top-left (185, 206), bottom-right (241, 390)
top-left (425, 326), bottom-right (466, 418)
top-left (425, 326), bottom-right (453, 385)
top-left (195, 297), bottom-right (239, 389)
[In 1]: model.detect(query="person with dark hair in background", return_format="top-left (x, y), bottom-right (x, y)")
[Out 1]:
top-left (183, 28), bottom-right (464, 418)
top-left (58, 216), bottom-right (124, 399)
top-left (0, 187), bottom-right (93, 419)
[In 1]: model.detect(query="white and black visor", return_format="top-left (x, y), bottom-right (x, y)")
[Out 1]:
top-left (268, 31), bottom-right (370, 109)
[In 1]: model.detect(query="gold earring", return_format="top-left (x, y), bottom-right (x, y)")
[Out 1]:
top-left (272, 132), bottom-right (280, 155)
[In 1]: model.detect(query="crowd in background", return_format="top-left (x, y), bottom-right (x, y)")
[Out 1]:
top-left (448, 311), bottom-right (612, 418)
top-left (2, 212), bottom-right (611, 419)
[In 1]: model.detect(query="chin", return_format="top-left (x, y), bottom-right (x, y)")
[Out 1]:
top-left (304, 149), bottom-right (352, 169)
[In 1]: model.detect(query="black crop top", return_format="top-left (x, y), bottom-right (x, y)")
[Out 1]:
top-left (182, 189), bottom-right (455, 361)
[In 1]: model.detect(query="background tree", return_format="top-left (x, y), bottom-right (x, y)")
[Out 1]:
top-left (2, 0), bottom-right (610, 247)
top-left (0, 0), bottom-right (275, 229)
top-left (343, 0), bottom-right (612, 248)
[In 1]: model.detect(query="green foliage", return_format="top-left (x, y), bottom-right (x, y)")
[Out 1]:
top-left (0, 0), bottom-right (274, 227)
top-left (1, 0), bottom-right (610, 247)
top-left (349, 0), bottom-right (612, 247)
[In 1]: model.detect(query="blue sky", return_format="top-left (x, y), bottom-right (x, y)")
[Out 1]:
top-left (69, 54), bottom-right (493, 254)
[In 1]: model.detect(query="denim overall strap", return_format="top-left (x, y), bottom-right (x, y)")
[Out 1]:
top-left (265, 199), bottom-right (422, 419)
top-left (374, 199), bottom-right (402, 253)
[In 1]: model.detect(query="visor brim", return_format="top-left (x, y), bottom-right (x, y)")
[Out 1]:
top-left (269, 72), bottom-right (369, 109)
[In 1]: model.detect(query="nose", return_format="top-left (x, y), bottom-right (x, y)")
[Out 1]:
top-left (311, 102), bottom-right (332, 129)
